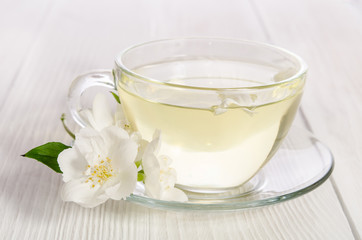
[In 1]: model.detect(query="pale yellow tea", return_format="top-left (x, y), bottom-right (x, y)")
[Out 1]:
top-left (117, 59), bottom-right (304, 189)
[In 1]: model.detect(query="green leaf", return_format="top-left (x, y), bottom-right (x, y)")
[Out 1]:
top-left (110, 91), bottom-right (120, 104)
top-left (137, 172), bottom-right (145, 182)
top-left (22, 142), bottom-right (71, 173)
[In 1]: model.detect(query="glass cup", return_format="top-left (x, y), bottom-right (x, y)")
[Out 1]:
top-left (68, 38), bottom-right (307, 194)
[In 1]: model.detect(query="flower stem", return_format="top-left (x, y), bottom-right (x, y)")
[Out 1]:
top-left (61, 114), bottom-right (75, 139)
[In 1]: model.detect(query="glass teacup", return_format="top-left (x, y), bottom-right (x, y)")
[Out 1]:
top-left (69, 38), bottom-right (307, 194)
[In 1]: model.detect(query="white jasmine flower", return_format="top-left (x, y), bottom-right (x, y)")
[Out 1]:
top-left (142, 131), bottom-right (188, 202)
top-left (58, 126), bottom-right (138, 208)
top-left (114, 104), bottom-right (131, 131)
top-left (81, 93), bottom-right (131, 131)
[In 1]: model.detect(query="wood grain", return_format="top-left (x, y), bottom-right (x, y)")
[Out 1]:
top-left (0, 0), bottom-right (359, 239)
top-left (252, 0), bottom-right (362, 237)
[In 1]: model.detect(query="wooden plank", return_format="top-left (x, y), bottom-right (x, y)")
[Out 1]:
top-left (252, 0), bottom-right (362, 236)
top-left (0, 0), bottom-right (57, 109)
top-left (0, 0), bottom-right (355, 239)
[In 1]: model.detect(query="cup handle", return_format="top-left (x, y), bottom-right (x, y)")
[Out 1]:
top-left (67, 69), bottom-right (115, 128)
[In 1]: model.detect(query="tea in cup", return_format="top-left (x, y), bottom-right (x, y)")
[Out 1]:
top-left (69, 38), bottom-right (307, 193)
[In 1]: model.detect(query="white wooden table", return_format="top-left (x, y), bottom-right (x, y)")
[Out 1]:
top-left (1, 0), bottom-right (361, 239)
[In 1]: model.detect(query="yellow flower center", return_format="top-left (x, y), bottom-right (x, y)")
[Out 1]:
top-left (85, 157), bottom-right (114, 188)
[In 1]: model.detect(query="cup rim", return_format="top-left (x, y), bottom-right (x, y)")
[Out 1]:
top-left (115, 37), bottom-right (308, 91)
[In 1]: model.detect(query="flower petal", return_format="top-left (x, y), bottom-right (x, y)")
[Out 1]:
top-left (142, 153), bottom-right (160, 174)
top-left (142, 131), bottom-right (162, 173)
top-left (158, 155), bottom-right (173, 171)
top-left (144, 168), bottom-right (162, 199)
top-left (109, 139), bottom-right (138, 169)
top-left (100, 126), bottom-right (129, 146)
top-left (145, 130), bottom-right (161, 156)
top-left (132, 132), bottom-right (148, 163)
top-left (73, 128), bottom-right (107, 165)
top-left (161, 188), bottom-right (188, 202)
top-left (114, 105), bottom-right (130, 129)
top-left (74, 127), bottom-right (102, 156)
top-left (61, 179), bottom-right (108, 208)
top-left (79, 109), bottom-right (98, 130)
top-left (159, 168), bottom-right (177, 188)
top-left (92, 93), bottom-right (114, 131)
top-left (104, 164), bottom-right (137, 200)
top-left (58, 148), bottom-right (87, 182)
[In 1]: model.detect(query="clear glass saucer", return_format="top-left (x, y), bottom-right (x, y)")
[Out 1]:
top-left (126, 126), bottom-right (334, 211)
